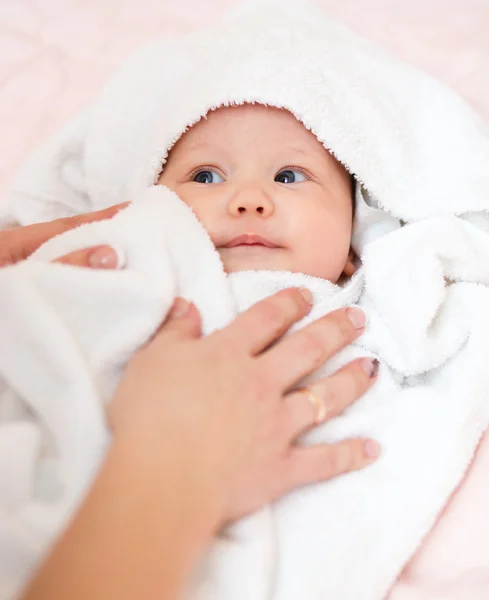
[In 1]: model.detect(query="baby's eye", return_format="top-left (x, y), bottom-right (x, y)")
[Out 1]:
top-left (192, 169), bottom-right (224, 184)
top-left (274, 169), bottom-right (307, 184)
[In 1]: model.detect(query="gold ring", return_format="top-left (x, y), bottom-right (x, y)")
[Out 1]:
top-left (296, 386), bottom-right (327, 425)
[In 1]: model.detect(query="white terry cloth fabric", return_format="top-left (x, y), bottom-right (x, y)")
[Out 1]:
top-left (3, 0), bottom-right (489, 228)
top-left (3, 185), bottom-right (489, 600)
top-left (2, 0), bottom-right (489, 598)
top-left (0, 188), bottom-right (237, 600)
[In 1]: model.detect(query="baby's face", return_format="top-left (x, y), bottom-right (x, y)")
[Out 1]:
top-left (158, 104), bottom-right (353, 280)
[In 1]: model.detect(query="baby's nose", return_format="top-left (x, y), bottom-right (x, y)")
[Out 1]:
top-left (228, 189), bottom-right (274, 217)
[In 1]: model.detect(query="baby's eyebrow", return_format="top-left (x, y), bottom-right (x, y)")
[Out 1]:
top-left (183, 141), bottom-right (222, 155)
top-left (285, 146), bottom-right (308, 156)
top-left (183, 141), bottom-right (206, 153)
top-left (279, 146), bottom-right (327, 160)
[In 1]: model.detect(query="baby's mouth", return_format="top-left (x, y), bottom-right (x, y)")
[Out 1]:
top-left (221, 234), bottom-right (280, 249)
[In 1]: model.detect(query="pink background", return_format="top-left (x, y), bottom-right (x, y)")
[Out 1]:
top-left (0, 0), bottom-right (488, 200)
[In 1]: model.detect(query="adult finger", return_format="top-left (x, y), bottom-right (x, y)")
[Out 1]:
top-left (285, 437), bottom-right (381, 490)
top-left (213, 287), bottom-right (313, 355)
top-left (261, 307), bottom-right (366, 391)
top-left (151, 298), bottom-right (202, 343)
top-left (54, 245), bottom-right (124, 269)
top-left (64, 202), bottom-right (130, 228)
top-left (3, 202), bottom-right (129, 264)
top-left (281, 357), bottom-right (379, 440)
top-left (39, 203), bottom-right (130, 249)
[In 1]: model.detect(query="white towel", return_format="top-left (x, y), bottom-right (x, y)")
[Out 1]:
top-left (3, 0), bottom-right (489, 227)
top-left (2, 1), bottom-right (489, 599)
top-left (3, 185), bottom-right (489, 600)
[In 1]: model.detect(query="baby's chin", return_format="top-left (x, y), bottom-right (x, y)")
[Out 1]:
top-left (217, 247), bottom-right (344, 281)
top-left (217, 247), bottom-right (323, 279)
top-left (218, 246), bottom-right (293, 274)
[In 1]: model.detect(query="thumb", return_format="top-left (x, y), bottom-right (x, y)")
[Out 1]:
top-left (54, 245), bottom-right (124, 269)
top-left (153, 298), bottom-right (202, 343)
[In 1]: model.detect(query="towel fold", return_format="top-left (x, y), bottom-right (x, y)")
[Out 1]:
top-left (2, 185), bottom-right (489, 600)
top-left (3, 0), bottom-right (489, 229)
top-left (2, 1), bottom-right (489, 598)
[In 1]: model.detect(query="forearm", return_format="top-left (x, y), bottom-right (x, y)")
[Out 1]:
top-left (21, 431), bottom-right (221, 600)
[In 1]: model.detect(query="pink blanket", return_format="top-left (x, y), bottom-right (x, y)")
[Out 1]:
top-left (1, 1), bottom-right (489, 597)
top-left (391, 430), bottom-right (489, 598)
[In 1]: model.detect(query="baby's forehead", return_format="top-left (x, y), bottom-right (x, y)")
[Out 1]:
top-left (187, 103), bottom-right (310, 134)
top-left (168, 103), bottom-right (333, 159)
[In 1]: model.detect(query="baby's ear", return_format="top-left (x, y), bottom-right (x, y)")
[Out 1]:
top-left (342, 248), bottom-right (357, 277)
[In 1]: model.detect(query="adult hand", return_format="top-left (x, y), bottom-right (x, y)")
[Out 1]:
top-left (0, 203), bottom-right (128, 268)
top-left (111, 290), bottom-right (379, 526)
top-left (21, 283), bottom-right (379, 600)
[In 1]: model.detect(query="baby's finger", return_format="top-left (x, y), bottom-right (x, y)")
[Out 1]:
top-left (214, 287), bottom-right (313, 355)
top-left (260, 307), bottom-right (367, 392)
top-left (285, 438), bottom-right (381, 490)
top-left (281, 357), bottom-right (379, 440)
top-left (54, 245), bottom-right (124, 269)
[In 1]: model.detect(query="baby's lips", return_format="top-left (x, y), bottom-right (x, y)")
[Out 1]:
top-left (221, 233), bottom-right (281, 248)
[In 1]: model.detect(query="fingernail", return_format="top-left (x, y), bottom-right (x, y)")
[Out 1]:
top-left (89, 246), bottom-right (125, 269)
top-left (346, 307), bottom-right (366, 330)
top-left (360, 357), bottom-right (379, 378)
top-left (298, 287), bottom-right (314, 307)
top-left (364, 439), bottom-right (381, 459)
top-left (170, 297), bottom-right (190, 319)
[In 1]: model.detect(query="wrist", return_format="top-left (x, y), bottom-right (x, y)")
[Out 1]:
top-left (22, 427), bottom-right (224, 600)
top-left (112, 422), bottom-right (224, 543)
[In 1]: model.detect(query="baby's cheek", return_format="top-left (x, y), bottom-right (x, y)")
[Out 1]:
top-left (301, 233), bottom-right (351, 281)
top-left (170, 190), bottom-right (205, 222)
top-left (189, 205), bottom-right (215, 235)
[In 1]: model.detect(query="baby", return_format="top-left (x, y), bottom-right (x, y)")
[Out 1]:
top-left (158, 103), bottom-right (356, 281)
top-left (3, 1), bottom-right (489, 599)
